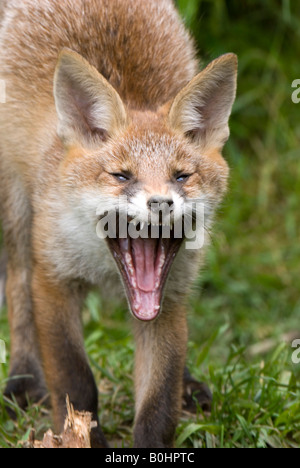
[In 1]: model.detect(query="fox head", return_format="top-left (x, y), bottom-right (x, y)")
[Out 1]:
top-left (54, 49), bottom-right (237, 321)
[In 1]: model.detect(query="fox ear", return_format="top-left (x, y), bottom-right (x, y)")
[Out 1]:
top-left (54, 49), bottom-right (127, 147)
top-left (169, 53), bottom-right (237, 150)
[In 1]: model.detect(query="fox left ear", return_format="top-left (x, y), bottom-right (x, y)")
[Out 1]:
top-left (169, 53), bottom-right (238, 150)
top-left (54, 49), bottom-right (127, 147)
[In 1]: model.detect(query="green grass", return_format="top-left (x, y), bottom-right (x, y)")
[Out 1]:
top-left (1, 0), bottom-right (300, 448)
top-left (1, 304), bottom-right (299, 448)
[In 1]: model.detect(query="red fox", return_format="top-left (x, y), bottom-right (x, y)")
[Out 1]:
top-left (0, 0), bottom-right (237, 448)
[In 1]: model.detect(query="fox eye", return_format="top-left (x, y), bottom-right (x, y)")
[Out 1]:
top-left (111, 172), bottom-right (132, 182)
top-left (175, 173), bottom-right (191, 183)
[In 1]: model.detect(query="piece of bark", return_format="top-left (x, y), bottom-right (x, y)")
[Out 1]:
top-left (24, 396), bottom-right (96, 448)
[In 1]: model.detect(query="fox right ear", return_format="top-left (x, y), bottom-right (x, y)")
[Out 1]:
top-left (169, 53), bottom-right (237, 151)
top-left (54, 49), bottom-right (127, 147)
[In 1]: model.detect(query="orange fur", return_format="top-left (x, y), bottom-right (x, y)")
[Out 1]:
top-left (0, 0), bottom-right (237, 448)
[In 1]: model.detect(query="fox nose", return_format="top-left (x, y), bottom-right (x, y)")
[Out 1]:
top-left (148, 196), bottom-right (175, 212)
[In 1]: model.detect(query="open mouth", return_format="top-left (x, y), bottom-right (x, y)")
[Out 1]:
top-left (106, 216), bottom-right (184, 321)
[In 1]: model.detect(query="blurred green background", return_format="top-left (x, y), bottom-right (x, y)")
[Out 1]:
top-left (0, 0), bottom-right (300, 448)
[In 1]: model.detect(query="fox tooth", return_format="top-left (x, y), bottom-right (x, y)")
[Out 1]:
top-left (140, 222), bottom-right (145, 230)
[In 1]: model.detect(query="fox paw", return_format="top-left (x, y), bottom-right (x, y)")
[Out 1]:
top-left (4, 359), bottom-right (49, 416)
top-left (183, 368), bottom-right (212, 413)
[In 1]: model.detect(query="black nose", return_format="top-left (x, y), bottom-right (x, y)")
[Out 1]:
top-left (148, 196), bottom-right (174, 211)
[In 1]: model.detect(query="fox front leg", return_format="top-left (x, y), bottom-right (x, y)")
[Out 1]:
top-left (133, 304), bottom-right (188, 448)
top-left (31, 265), bottom-right (108, 448)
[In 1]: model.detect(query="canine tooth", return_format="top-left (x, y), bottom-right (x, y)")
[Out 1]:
top-left (140, 222), bottom-right (145, 230)
top-left (130, 276), bottom-right (137, 288)
top-left (125, 253), bottom-right (133, 265)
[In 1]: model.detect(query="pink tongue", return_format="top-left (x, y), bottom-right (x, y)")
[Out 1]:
top-left (133, 291), bottom-right (161, 321)
top-left (132, 237), bottom-right (157, 292)
top-left (119, 237), bottom-right (164, 321)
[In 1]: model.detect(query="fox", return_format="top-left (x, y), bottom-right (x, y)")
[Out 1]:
top-left (0, 0), bottom-right (237, 448)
